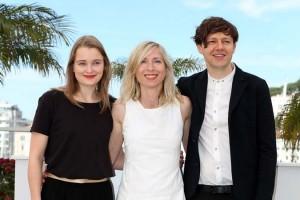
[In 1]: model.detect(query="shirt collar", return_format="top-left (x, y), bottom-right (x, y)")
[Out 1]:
top-left (207, 64), bottom-right (236, 83)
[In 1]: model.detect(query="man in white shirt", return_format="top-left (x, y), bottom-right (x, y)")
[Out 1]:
top-left (177, 16), bottom-right (277, 200)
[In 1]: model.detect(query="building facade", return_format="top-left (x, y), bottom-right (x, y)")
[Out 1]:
top-left (0, 100), bottom-right (31, 158)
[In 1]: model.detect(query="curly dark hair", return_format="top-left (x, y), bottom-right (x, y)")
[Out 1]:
top-left (193, 16), bottom-right (239, 47)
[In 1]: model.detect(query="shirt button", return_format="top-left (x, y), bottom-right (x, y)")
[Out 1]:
top-left (214, 147), bottom-right (218, 151)
top-left (216, 166), bottom-right (220, 170)
top-left (214, 128), bottom-right (217, 131)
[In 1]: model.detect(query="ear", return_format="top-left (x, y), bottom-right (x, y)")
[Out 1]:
top-left (196, 44), bottom-right (204, 55)
top-left (233, 43), bottom-right (237, 53)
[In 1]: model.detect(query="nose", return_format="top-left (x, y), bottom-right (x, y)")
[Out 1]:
top-left (146, 61), bottom-right (154, 70)
top-left (86, 64), bottom-right (93, 73)
top-left (215, 41), bottom-right (224, 49)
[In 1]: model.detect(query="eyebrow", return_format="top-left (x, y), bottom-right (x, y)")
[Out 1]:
top-left (208, 36), bottom-right (232, 40)
top-left (75, 58), bottom-right (103, 62)
top-left (151, 56), bottom-right (163, 59)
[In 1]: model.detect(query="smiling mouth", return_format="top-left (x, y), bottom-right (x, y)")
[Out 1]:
top-left (144, 74), bottom-right (158, 80)
top-left (84, 75), bottom-right (96, 79)
top-left (213, 53), bottom-right (225, 57)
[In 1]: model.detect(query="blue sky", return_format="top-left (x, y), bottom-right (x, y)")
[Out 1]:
top-left (1, 0), bottom-right (300, 120)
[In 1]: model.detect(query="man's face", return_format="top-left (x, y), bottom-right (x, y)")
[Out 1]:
top-left (197, 32), bottom-right (236, 72)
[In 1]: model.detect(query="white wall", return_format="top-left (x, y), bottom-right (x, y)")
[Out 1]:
top-left (14, 158), bottom-right (300, 200)
top-left (14, 158), bottom-right (122, 200)
top-left (273, 163), bottom-right (300, 200)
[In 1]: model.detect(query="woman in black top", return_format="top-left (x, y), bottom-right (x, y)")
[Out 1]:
top-left (28, 35), bottom-right (115, 200)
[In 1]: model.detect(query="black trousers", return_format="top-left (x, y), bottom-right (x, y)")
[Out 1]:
top-left (189, 192), bottom-right (233, 200)
top-left (189, 190), bottom-right (233, 200)
top-left (41, 177), bottom-right (114, 200)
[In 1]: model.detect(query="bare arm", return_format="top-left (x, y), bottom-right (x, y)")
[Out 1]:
top-left (109, 101), bottom-right (125, 170)
top-left (28, 133), bottom-right (48, 200)
top-left (113, 150), bottom-right (125, 170)
top-left (180, 95), bottom-right (192, 152)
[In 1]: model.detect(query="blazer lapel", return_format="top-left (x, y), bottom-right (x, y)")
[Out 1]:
top-left (195, 70), bottom-right (208, 114)
top-left (229, 66), bottom-right (248, 122)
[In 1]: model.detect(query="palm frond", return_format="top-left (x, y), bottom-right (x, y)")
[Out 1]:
top-left (277, 92), bottom-right (300, 161)
top-left (0, 3), bottom-right (75, 84)
top-left (111, 56), bottom-right (204, 80)
top-left (172, 57), bottom-right (204, 77)
top-left (111, 61), bottom-right (126, 80)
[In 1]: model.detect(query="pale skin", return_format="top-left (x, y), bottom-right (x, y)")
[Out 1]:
top-left (197, 32), bottom-right (236, 79)
top-left (28, 47), bottom-right (105, 200)
top-left (109, 47), bottom-right (192, 169)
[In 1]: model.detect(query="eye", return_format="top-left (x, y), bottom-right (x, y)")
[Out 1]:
top-left (77, 62), bottom-right (86, 66)
top-left (207, 40), bottom-right (216, 44)
top-left (154, 59), bottom-right (162, 64)
top-left (141, 59), bottom-right (147, 64)
top-left (94, 60), bottom-right (103, 65)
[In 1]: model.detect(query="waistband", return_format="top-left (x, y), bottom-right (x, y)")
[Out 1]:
top-left (197, 184), bottom-right (233, 194)
top-left (47, 173), bottom-right (109, 184)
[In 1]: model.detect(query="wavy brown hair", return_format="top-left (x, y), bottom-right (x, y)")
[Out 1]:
top-left (62, 35), bottom-right (112, 112)
top-left (193, 16), bottom-right (239, 47)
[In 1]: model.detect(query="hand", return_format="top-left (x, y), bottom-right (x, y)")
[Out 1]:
top-left (42, 170), bottom-right (49, 183)
top-left (179, 150), bottom-right (185, 168)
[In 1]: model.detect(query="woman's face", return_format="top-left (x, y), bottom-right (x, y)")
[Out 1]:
top-left (135, 47), bottom-right (166, 91)
top-left (73, 47), bottom-right (104, 89)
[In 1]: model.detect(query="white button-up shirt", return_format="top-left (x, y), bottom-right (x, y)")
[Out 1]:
top-left (198, 66), bottom-right (236, 185)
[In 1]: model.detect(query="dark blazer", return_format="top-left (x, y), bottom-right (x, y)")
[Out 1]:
top-left (177, 66), bottom-right (277, 200)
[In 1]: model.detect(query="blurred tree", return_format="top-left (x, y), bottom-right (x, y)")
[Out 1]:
top-left (277, 93), bottom-right (300, 162)
top-left (269, 79), bottom-right (300, 96)
top-left (0, 3), bottom-right (74, 84)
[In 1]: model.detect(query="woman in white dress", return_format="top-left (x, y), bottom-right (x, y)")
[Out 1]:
top-left (109, 41), bottom-right (191, 200)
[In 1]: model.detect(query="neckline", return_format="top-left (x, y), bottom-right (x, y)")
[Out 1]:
top-left (136, 100), bottom-right (162, 111)
top-left (77, 101), bottom-right (100, 105)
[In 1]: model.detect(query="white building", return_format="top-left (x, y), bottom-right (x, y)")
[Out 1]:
top-left (271, 83), bottom-right (292, 117)
top-left (0, 100), bottom-right (31, 158)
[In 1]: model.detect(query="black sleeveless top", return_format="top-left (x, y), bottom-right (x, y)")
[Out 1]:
top-left (30, 90), bottom-right (115, 179)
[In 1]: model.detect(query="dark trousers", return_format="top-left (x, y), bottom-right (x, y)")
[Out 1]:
top-left (190, 191), bottom-right (233, 200)
top-left (189, 185), bottom-right (233, 200)
top-left (41, 177), bottom-right (114, 200)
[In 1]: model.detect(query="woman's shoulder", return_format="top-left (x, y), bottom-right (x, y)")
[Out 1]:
top-left (39, 88), bottom-right (63, 100)
top-left (178, 94), bottom-right (192, 111)
top-left (111, 99), bottom-right (126, 122)
top-left (37, 88), bottom-right (68, 107)
top-left (112, 98), bottom-right (126, 108)
top-left (176, 94), bottom-right (190, 104)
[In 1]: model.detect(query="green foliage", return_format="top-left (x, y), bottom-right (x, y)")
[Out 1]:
top-left (287, 79), bottom-right (300, 94)
top-left (0, 158), bottom-right (15, 200)
top-left (111, 61), bottom-right (126, 81)
top-left (269, 79), bottom-right (300, 96)
top-left (172, 57), bottom-right (203, 77)
top-left (270, 86), bottom-right (283, 96)
top-left (277, 93), bottom-right (300, 162)
top-left (0, 3), bottom-right (74, 84)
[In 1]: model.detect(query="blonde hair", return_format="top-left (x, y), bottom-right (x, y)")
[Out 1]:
top-left (120, 41), bottom-right (180, 105)
top-left (62, 35), bottom-right (112, 112)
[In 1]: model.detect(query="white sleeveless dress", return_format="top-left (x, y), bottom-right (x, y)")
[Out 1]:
top-left (117, 100), bottom-right (185, 200)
